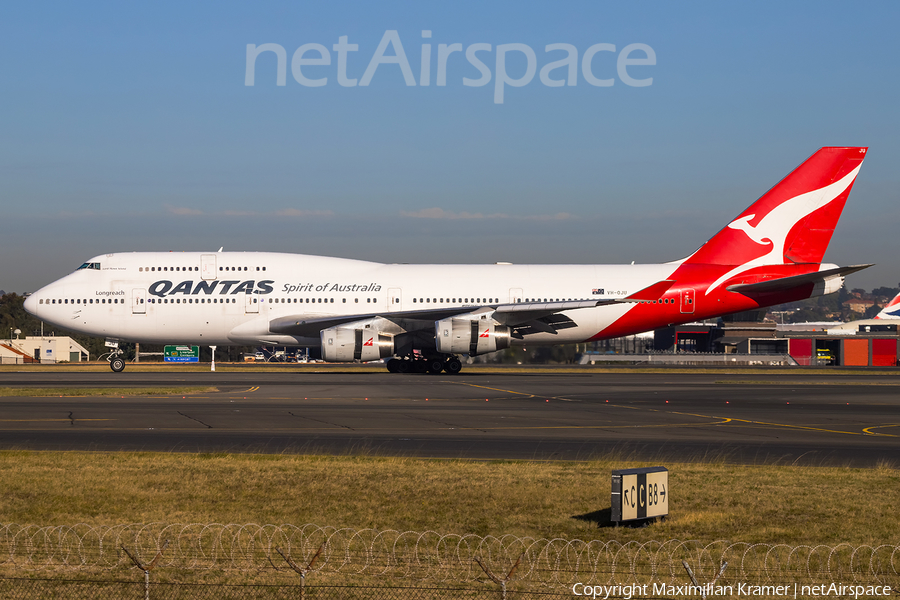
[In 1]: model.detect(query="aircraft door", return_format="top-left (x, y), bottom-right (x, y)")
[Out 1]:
top-left (510, 288), bottom-right (523, 303)
top-left (132, 289), bottom-right (146, 314)
top-left (201, 254), bottom-right (217, 281)
top-left (388, 288), bottom-right (402, 312)
top-left (680, 288), bottom-right (695, 314)
top-left (245, 293), bottom-right (259, 314)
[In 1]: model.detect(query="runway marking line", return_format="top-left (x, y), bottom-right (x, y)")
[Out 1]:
top-left (0, 419), bottom-right (115, 422)
top-left (448, 381), bottom-right (584, 402)
top-left (452, 419), bottom-right (731, 431)
top-left (449, 382), bottom-right (534, 397)
top-left (668, 410), bottom-right (897, 437)
top-left (862, 424), bottom-right (900, 435)
top-left (589, 403), bottom-right (899, 439)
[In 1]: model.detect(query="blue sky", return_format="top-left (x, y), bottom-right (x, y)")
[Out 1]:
top-left (2, 1), bottom-right (899, 293)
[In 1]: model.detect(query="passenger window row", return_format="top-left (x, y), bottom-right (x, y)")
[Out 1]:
top-left (413, 297), bottom-right (500, 304)
top-left (265, 298), bottom-right (379, 305)
top-left (40, 298), bottom-right (121, 305)
top-left (38, 297), bottom-right (241, 305)
top-left (137, 266), bottom-right (268, 272)
top-left (147, 298), bottom-right (236, 304)
top-left (140, 266), bottom-right (197, 272)
top-left (40, 292), bottom-right (688, 310)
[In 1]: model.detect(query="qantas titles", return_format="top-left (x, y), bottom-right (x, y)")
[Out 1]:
top-left (149, 280), bottom-right (275, 297)
top-left (282, 283), bottom-right (383, 294)
top-left (146, 279), bottom-right (385, 297)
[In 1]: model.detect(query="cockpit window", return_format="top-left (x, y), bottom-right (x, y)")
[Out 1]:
top-left (77, 262), bottom-right (101, 271)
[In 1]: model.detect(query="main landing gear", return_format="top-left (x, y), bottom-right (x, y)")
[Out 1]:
top-left (386, 354), bottom-right (463, 375)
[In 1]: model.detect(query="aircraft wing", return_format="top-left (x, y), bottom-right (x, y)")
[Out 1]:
top-left (725, 264), bottom-right (872, 294)
top-left (268, 300), bottom-right (622, 337)
top-left (269, 306), bottom-right (486, 337)
top-left (267, 280), bottom-right (678, 338)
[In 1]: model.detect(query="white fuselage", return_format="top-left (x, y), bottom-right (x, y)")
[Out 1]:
top-left (25, 251), bottom-right (680, 347)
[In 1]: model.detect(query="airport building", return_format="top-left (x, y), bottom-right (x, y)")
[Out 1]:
top-left (583, 306), bottom-right (900, 367)
top-left (0, 336), bottom-right (90, 364)
top-left (650, 320), bottom-right (899, 367)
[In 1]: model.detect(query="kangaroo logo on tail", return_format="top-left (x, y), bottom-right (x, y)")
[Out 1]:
top-left (705, 164), bottom-right (862, 295)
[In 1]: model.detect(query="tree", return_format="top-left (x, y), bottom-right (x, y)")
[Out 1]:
top-left (864, 304), bottom-right (882, 319)
top-left (872, 287), bottom-right (900, 301)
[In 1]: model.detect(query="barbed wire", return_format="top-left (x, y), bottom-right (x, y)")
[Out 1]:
top-left (0, 523), bottom-right (897, 588)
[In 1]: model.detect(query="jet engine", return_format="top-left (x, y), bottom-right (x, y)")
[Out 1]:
top-left (435, 318), bottom-right (511, 355)
top-left (321, 326), bottom-right (394, 362)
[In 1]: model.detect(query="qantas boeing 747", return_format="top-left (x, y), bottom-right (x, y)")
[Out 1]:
top-left (25, 147), bottom-right (870, 374)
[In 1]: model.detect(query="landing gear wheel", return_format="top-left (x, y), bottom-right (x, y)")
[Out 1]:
top-left (426, 359), bottom-right (444, 375)
top-left (443, 357), bottom-right (462, 374)
top-left (386, 359), bottom-right (400, 373)
top-left (110, 357), bottom-right (126, 373)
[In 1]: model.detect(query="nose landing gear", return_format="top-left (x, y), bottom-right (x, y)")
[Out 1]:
top-left (109, 350), bottom-right (126, 373)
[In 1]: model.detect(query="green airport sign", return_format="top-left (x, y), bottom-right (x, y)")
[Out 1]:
top-left (164, 345), bottom-right (200, 363)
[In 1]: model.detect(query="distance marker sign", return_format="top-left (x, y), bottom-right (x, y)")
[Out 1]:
top-left (611, 466), bottom-right (668, 523)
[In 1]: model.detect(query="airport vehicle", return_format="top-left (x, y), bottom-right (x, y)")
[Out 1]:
top-left (816, 349), bottom-right (835, 365)
top-left (24, 147), bottom-right (869, 374)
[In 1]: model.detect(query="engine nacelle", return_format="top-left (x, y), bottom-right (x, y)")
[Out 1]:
top-left (321, 327), bottom-right (394, 362)
top-left (435, 318), bottom-right (511, 356)
top-left (812, 275), bottom-right (844, 298)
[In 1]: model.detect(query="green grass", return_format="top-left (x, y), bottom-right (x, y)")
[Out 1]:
top-left (0, 451), bottom-right (897, 545)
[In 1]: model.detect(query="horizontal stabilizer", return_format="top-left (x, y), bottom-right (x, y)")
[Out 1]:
top-left (725, 264), bottom-right (872, 294)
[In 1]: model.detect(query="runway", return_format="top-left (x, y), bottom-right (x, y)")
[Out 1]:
top-left (1, 369), bottom-right (899, 465)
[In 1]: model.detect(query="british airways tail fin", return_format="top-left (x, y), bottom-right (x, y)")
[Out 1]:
top-left (875, 292), bottom-right (900, 319)
top-left (685, 147), bottom-right (867, 268)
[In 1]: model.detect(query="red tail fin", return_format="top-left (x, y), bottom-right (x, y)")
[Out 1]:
top-left (685, 147), bottom-right (867, 267)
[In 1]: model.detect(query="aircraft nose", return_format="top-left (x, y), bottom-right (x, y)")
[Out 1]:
top-left (23, 293), bottom-right (40, 317)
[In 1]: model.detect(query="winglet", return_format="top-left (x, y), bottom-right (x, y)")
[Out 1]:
top-left (625, 280), bottom-right (676, 301)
